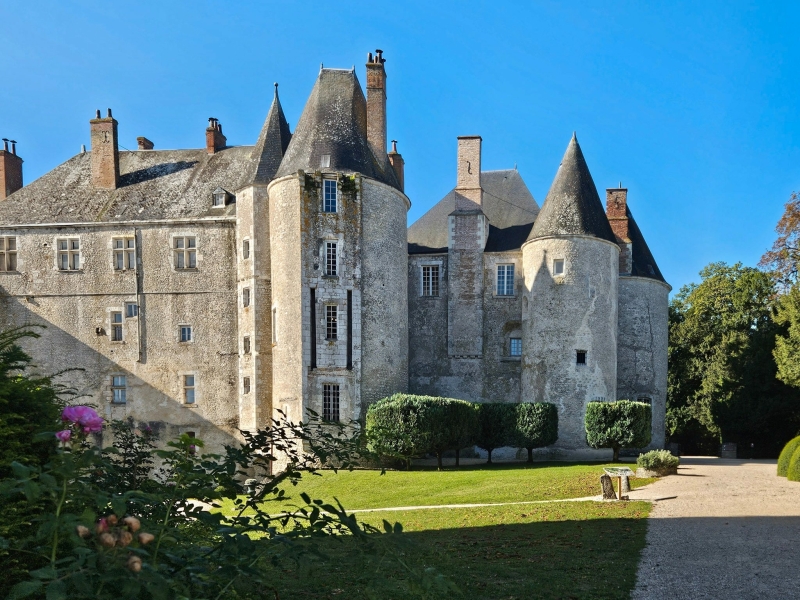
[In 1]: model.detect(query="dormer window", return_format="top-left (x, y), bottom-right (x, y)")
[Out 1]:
top-left (212, 187), bottom-right (229, 207)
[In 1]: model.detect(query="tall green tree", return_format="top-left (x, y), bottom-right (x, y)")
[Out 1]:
top-left (667, 262), bottom-right (800, 456)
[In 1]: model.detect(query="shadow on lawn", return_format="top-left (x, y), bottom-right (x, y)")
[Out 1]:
top-left (270, 516), bottom-right (648, 600)
top-left (406, 460), bottom-right (620, 473)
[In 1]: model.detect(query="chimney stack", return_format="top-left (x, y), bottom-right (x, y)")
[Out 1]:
top-left (366, 49), bottom-right (387, 158)
top-left (0, 137), bottom-right (23, 199)
top-left (606, 187), bottom-right (632, 274)
top-left (137, 136), bottom-right (154, 150)
top-left (388, 139), bottom-right (404, 192)
top-left (206, 118), bottom-right (226, 154)
top-left (90, 108), bottom-right (120, 189)
top-left (455, 136), bottom-right (482, 210)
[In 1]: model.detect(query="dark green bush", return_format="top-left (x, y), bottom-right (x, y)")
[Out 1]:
top-left (510, 403), bottom-right (558, 462)
top-left (585, 400), bottom-right (652, 462)
top-left (475, 402), bottom-right (516, 464)
top-left (787, 445), bottom-right (800, 482)
top-left (449, 400), bottom-right (480, 467)
top-left (637, 449), bottom-right (679, 472)
top-left (777, 435), bottom-right (800, 477)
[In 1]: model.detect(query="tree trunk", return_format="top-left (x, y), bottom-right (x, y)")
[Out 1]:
top-left (455, 448), bottom-right (460, 467)
top-left (436, 451), bottom-right (443, 471)
top-left (487, 449), bottom-right (493, 464)
top-left (612, 446), bottom-right (620, 462)
top-left (527, 447), bottom-right (533, 463)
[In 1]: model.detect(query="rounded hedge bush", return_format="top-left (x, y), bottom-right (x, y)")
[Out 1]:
top-left (585, 400), bottom-right (652, 462)
top-left (787, 445), bottom-right (800, 482)
top-left (637, 449), bottom-right (679, 474)
top-left (475, 403), bottom-right (516, 464)
top-left (510, 403), bottom-right (558, 462)
top-left (777, 435), bottom-right (800, 477)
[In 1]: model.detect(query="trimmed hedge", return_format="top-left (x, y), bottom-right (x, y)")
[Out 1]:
top-left (777, 436), bottom-right (800, 477)
top-left (511, 403), bottom-right (558, 463)
top-left (787, 445), bottom-right (800, 482)
top-left (475, 403), bottom-right (517, 464)
top-left (585, 400), bottom-right (652, 462)
top-left (637, 449), bottom-right (679, 473)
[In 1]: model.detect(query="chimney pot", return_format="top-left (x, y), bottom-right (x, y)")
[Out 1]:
top-left (107, 108), bottom-right (112, 118)
top-left (0, 137), bottom-right (24, 199)
top-left (96, 109), bottom-right (101, 119)
top-left (1, 139), bottom-right (7, 152)
top-left (10, 141), bottom-right (16, 155)
top-left (387, 139), bottom-right (404, 192)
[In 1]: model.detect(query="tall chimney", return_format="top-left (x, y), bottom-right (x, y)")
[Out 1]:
top-left (0, 138), bottom-right (23, 199)
top-left (388, 139), bottom-right (404, 192)
top-left (455, 136), bottom-right (482, 210)
top-left (366, 49), bottom-right (387, 158)
top-left (90, 108), bottom-right (120, 189)
top-left (606, 187), bottom-right (632, 274)
top-left (205, 118), bottom-right (226, 154)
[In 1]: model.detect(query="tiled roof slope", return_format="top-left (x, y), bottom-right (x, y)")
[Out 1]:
top-left (408, 169), bottom-right (539, 253)
top-left (0, 147), bottom-right (252, 225)
top-left (275, 69), bottom-right (400, 189)
top-left (527, 134), bottom-right (616, 244)
top-left (627, 207), bottom-right (666, 283)
top-left (248, 85), bottom-right (292, 185)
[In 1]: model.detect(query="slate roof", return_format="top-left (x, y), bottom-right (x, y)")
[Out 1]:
top-left (275, 69), bottom-right (400, 189)
top-left (527, 134), bottom-right (616, 244)
top-left (408, 169), bottom-right (539, 254)
top-left (248, 84), bottom-right (292, 185)
top-left (627, 207), bottom-right (666, 283)
top-left (0, 147), bottom-right (252, 224)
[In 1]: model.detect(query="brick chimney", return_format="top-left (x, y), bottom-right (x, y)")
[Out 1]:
top-left (455, 136), bottom-right (482, 210)
top-left (388, 139), bottom-right (404, 192)
top-left (137, 137), bottom-right (154, 150)
top-left (366, 49), bottom-right (387, 158)
top-left (606, 187), bottom-right (632, 274)
top-left (0, 138), bottom-right (23, 199)
top-left (206, 118), bottom-right (226, 154)
top-left (90, 108), bottom-right (120, 189)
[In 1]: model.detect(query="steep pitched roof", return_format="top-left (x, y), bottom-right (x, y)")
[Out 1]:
top-left (527, 134), bottom-right (616, 243)
top-left (248, 84), bottom-right (292, 184)
top-left (627, 207), bottom-right (666, 283)
top-left (408, 169), bottom-right (539, 253)
top-left (275, 69), bottom-right (400, 189)
top-left (0, 147), bottom-right (252, 224)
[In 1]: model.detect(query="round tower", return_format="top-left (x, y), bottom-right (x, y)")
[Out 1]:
top-left (521, 134), bottom-right (619, 456)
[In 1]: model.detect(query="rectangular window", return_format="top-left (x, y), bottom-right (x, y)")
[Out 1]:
top-left (325, 242), bottom-right (338, 276)
top-left (510, 338), bottom-right (522, 356)
top-left (243, 377), bottom-right (251, 394)
top-left (421, 265), bottom-right (439, 297)
top-left (57, 238), bottom-right (80, 271)
top-left (180, 325), bottom-right (192, 343)
top-left (111, 375), bottom-right (127, 404)
top-left (243, 287), bottom-right (250, 307)
top-left (553, 259), bottom-right (565, 276)
top-left (125, 302), bottom-right (138, 318)
top-left (576, 350), bottom-right (587, 365)
top-left (183, 375), bottom-right (196, 404)
top-left (111, 311), bottom-right (123, 341)
top-left (497, 264), bottom-right (515, 296)
top-left (112, 237), bottom-right (136, 271)
top-left (243, 335), bottom-right (251, 354)
top-left (323, 179), bottom-right (337, 212)
top-left (326, 304), bottom-right (338, 340)
top-left (174, 236), bottom-right (197, 270)
top-left (0, 236), bottom-right (17, 271)
top-left (243, 239), bottom-right (250, 259)
top-left (323, 383), bottom-right (340, 421)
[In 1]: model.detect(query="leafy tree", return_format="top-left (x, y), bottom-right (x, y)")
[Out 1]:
top-left (760, 191), bottom-right (800, 289)
top-left (585, 400), bottom-right (651, 462)
top-left (773, 285), bottom-right (800, 387)
top-left (475, 403), bottom-right (516, 464)
top-left (510, 403), bottom-right (558, 463)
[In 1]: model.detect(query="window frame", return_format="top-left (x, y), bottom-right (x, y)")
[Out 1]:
top-left (322, 179), bottom-right (338, 213)
top-left (325, 304), bottom-right (338, 340)
top-left (509, 337), bottom-right (522, 357)
top-left (56, 237), bottom-right (81, 271)
top-left (324, 241), bottom-right (338, 276)
top-left (0, 236), bottom-right (18, 272)
top-left (420, 264), bottom-right (440, 297)
top-left (125, 302), bottom-right (139, 318)
top-left (179, 325), bottom-right (193, 343)
top-left (323, 383), bottom-right (340, 422)
top-left (243, 376), bottom-right (251, 395)
top-left (242, 239), bottom-right (250, 260)
top-left (183, 374), bottom-right (196, 405)
top-left (112, 237), bottom-right (136, 271)
top-left (576, 350), bottom-right (587, 366)
top-left (110, 311), bottom-right (123, 342)
top-left (243, 335), bottom-right (251, 354)
top-left (496, 263), bottom-right (515, 296)
top-left (553, 258), bottom-right (565, 277)
top-left (111, 375), bottom-right (127, 404)
top-left (242, 287), bottom-right (251, 308)
top-left (173, 235), bottom-right (197, 270)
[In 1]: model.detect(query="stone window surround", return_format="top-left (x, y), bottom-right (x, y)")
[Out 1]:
top-left (242, 287), bottom-right (251, 308)
top-left (495, 263), bottom-right (516, 297)
top-left (322, 382), bottom-right (341, 422)
top-left (552, 257), bottom-right (566, 277)
top-left (243, 376), bottom-right (251, 395)
top-left (322, 178), bottom-right (338, 213)
top-left (111, 374), bottom-right (127, 404)
top-left (323, 240), bottom-right (338, 277)
top-left (179, 371), bottom-right (198, 406)
top-left (171, 233), bottom-right (198, 271)
top-left (108, 307), bottom-right (124, 343)
top-left (242, 238), bottom-right (250, 260)
top-left (55, 236), bottom-right (81, 271)
top-left (325, 303), bottom-right (338, 340)
top-left (0, 235), bottom-right (18, 272)
top-left (419, 260), bottom-right (443, 297)
top-left (243, 334), bottom-right (251, 354)
top-left (179, 324), bottom-right (194, 344)
top-left (111, 236), bottom-right (136, 271)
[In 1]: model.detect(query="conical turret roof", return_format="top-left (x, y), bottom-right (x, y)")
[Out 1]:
top-left (248, 83), bottom-right (292, 184)
top-left (527, 134), bottom-right (616, 243)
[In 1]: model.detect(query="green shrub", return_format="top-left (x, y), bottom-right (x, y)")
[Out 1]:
top-left (510, 403), bottom-right (558, 462)
top-left (449, 400), bottom-right (480, 467)
top-left (787, 445), bottom-right (800, 482)
top-left (476, 403), bottom-right (516, 464)
top-left (637, 449), bottom-right (679, 472)
top-left (585, 400), bottom-right (652, 462)
top-left (777, 435), bottom-right (800, 477)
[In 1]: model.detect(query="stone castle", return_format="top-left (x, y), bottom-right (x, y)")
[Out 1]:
top-left (0, 51), bottom-right (669, 459)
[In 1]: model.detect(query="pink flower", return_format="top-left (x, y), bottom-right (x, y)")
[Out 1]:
top-left (55, 430), bottom-right (72, 443)
top-left (61, 406), bottom-right (104, 433)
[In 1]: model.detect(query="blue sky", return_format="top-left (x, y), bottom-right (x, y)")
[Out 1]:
top-left (1, 1), bottom-right (798, 294)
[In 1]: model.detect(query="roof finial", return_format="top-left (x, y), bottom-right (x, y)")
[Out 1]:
top-left (390, 139), bottom-right (398, 153)
top-left (274, 82), bottom-right (279, 98)
top-left (572, 131), bottom-right (577, 141)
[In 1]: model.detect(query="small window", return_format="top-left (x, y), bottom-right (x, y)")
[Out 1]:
top-left (111, 375), bottom-right (127, 404)
top-left (180, 325), bottom-right (192, 343)
top-left (125, 302), bottom-right (138, 318)
top-left (323, 383), bottom-right (340, 421)
top-left (111, 311), bottom-right (123, 341)
top-left (243, 287), bottom-right (251, 308)
top-left (0, 236), bottom-right (18, 271)
top-left (174, 236), bottom-right (197, 270)
top-left (242, 239), bottom-right (250, 259)
top-left (553, 259), bottom-right (565, 276)
top-left (243, 377), bottom-right (251, 394)
top-left (421, 265), bottom-right (440, 297)
top-left (57, 238), bottom-right (81, 271)
top-left (497, 264), bottom-right (515, 296)
top-left (576, 350), bottom-right (587, 366)
top-left (320, 154), bottom-right (331, 169)
top-left (112, 237), bottom-right (136, 271)
top-left (212, 188), bottom-right (228, 207)
top-left (510, 338), bottom-right (522, 356)
top-left (323, 179), bottom-right (337, 212)
top-left (183, 375), bottom-right (196, 404)
top-left (326, 304), bottom-right (338, 340)
top-left (325, 242), bottom-right (338, 276)
top-left (243, 335), bottom-right (251, 354)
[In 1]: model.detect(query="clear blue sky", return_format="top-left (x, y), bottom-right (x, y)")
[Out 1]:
top-left (2, 1), bottom-right (798, 294)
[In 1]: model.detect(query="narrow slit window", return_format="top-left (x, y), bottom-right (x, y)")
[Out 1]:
top-left (180, 325), bottom-right (192, 343)
top-left (576, 350), bottom-right (587, 366)
top-left (111, 311), bottom-right (123, 341)
top-left (243, 335), bottom-right (251, 354)
top-left (243, 377), bottom-right (251, 395)
top-left (243, 287), bottom-right (250, 307)
top-left (421, 265), bottom-right (439, 297)
top-left (325, 242), bottom-right (338, 276)
top-left (326, 305), bottom-right (338, 340)
top-left (323, 180), bottom-right (337, 212)
top-left (553, 259), bottom-right (565, 276)
top-left (174, 236), bottom-right (197, 270)
top-left (272, 308), bottom-right (277, 344)
top-left (323, 383), bottom-right (340, 421)
top-left (111, 375), bottom-right (127, 404)
top-left (0, 236), bottom-right (18, 271)
top-left (510, 338), bottom-right (522, 356)
top-left (243, 239), bottom-right (250, 259)
top-left (497, 264), bottom-right (515, 296)
top-left (183, 375), bottom-right (196, 404)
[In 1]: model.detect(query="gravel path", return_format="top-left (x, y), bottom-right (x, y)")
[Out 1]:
top-left (628, 457), bottom-right (800, 599)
